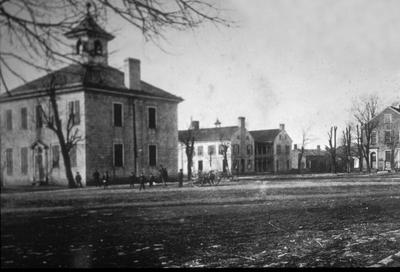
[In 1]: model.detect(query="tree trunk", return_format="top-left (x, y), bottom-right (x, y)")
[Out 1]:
top-left (59, 141), bottom-right (76, 188)
top-left (187, 158), bottom-right (192, 181)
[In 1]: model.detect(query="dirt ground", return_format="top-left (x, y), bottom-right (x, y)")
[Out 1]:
top-left (1, 176), bottom-right (400, 268)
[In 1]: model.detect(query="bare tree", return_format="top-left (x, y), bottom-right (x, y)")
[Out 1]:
top-left (38, 74), bottom-right (84, 188)
top-left (342, 124), bottom-right (352, 173)
top-left (0, 0), bottom-right (231, 94)
top-left (327, 126), bottom-right (338, 173)
top-left (180, 122), bottom-right (197, 181)
top-left (352, 95), bottom-right (380, 173)
top-left (297, 129), bottom-right (310, 174)
top-left (218, 136), bottom-right (230, 173)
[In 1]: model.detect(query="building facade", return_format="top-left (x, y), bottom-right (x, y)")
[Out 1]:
top-left (369, 105), bottom-right (400, 171)
top-left (251, 124), bottom-right (293, 173)
top-left (0, 13), bottom-right (182, 187)
top-left (178, 117), bottom-right (255, 175)
top-left (178, 119), bottom-right (293, 175)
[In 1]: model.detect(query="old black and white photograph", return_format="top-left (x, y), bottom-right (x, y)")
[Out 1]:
top-left (0, 0), bottom-right (399, 268)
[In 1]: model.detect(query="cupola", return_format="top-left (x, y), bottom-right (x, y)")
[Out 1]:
top-left (64, 3), bottom-right (114, 65)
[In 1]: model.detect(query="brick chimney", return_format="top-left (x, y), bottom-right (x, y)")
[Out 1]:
top-left (124, 58), bottom-right (141, 90)
top-left (294, 144), bottom-right (297, 150)
top-left (279, 123), bottom-right (285, 130)
top-left (238, 116), bottom-right (246, 129)
top-left (317, 145), bottom-right (321, 151)
top-left (191, 121), bottom-right (199, 130)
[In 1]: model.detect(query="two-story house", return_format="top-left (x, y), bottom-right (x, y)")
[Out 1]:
top-left (0, 12), bottom-right (183, 187)
top-left (250, 124), bottom-right (293, 173)
top-left (369, 105), bottom-right (400, 171)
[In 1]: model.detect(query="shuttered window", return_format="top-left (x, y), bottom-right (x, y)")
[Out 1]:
top-left (113, 103), bottom-right (122, 127)
top-left (114, 144), bottom-right (123, 167)
top-left (21, 147), bottom-right (28, 175)
top-left (149, 145), bottom-right (157, 166)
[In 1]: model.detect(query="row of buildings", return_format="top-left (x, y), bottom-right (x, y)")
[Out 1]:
top-left (178, 119), bottom-right (292, 175)
top-left (1, 13), bottom-right (399, 187)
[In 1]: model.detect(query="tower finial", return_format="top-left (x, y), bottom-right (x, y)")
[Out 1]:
top-left (86, 2), bottom-right (92, 15)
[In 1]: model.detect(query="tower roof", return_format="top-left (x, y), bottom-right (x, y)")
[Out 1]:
top-left (64, 12), bottom-right (114, 41)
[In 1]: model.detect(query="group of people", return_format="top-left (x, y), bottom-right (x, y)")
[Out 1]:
top-left (130, 165), bottom-right (170, 191)
top-left (92, 170), bottom-right (111, 189)
top-left (84, 165), bottom-right (183, 190)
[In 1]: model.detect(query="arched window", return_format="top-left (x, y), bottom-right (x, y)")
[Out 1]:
top-left (76, 39), bottom-right (82, 54)
top-left (94, 40), bottom-right (102, 55)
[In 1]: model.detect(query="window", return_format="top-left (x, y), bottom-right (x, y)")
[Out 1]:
top-left (384, 114), bottom-right (392, 124)
top-left (52, 145), bottom-right (60, 168)
top-left (6, 109), bottom-right (12, 130)
top-left (6, 148), bottom-right (13, 175)
top-left (36, 105), bottom-right (43, 128)
top-left (113, 103), bottom-right (122, 127)
top-left (263, 146), bottom-right (267, 155)
top-left (76, 39), bottom-right (82, 54)
top-left (114, 144), bottom-right (123, 167)
top-left (247, 144), bottom-right (253, 155)
top-left (208, 145), bottom-right (216, 155)
top-left (285, 145), bottom-right (290, 155)
top-left (233, 144), bottom-right (239, 155)
top-left (70, 145), bottom-right (77, 167)
top-left (385, 151), bottom-right (391, 162)
top-left (384, 131), bottom-right (391, 144)
top-left (247, 160), bottom-right (252, 169)
top-left (287, 160), bottom-right (290, 170)
top-left (277, 145), bottom-right (281, 155)
top-left (197, 146), bottom-right (203, 156)
top-left (148, 107), bottom-right (156, 129)
top-left (21, 108), bottom-right (28, 130)
top-left (149, 145), bottom-right (157, 166)
top-left (371, 131), bottom-right (377, 145)
top-left (94, 40), bottom-right (102, 55)
top-left (68, 101), bottom-right (80, 125)
top-left (219, 145), bottom-right (225, 155)
top-left (279, 135), bottom-right (282, 140)
top-left (21, 147), bottom-right (28, 175)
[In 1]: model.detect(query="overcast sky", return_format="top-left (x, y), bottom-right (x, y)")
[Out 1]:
top-left (3, 0), bottom-right (400, 148)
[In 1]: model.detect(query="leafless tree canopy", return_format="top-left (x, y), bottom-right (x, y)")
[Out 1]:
top-left (0, 0), bottom-right (231, 93)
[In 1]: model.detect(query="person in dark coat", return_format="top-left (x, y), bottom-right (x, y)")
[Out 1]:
top-left (149, 173), bottom-right (155, 187)
top-left (102, 172), bottom-right (108, 189)
top-left (139, 172), bottom-right (146, 191)
top-left (130, 172), bottom-right (136, 188)
top-left (93, 170), bottom-right (100, 187)
top-left (75, 172), bottom-right (83, 188)
top-left (178, 169), bottom-right (183, 188)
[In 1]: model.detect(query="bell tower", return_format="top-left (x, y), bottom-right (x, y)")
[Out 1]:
top-left (64, 3), bottom-right (114, 65)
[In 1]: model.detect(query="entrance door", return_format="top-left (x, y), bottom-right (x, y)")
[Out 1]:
top-left (370, 152), bottom-right (377, 169)
top-left (35, 148), bottom-right (45, 181)
top-left (198, 160), bottom-right (203, 172)
top-left (241, 159), bottom-right (245, 173)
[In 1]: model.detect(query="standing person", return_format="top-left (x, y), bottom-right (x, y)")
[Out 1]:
top-left (159, 165), bottom-right (165, 186)
top-left (130, 172), bottom-right (136, 188)
top-left (149, 173), bottom-right (155, 187)
top-left (93, 170), bottom-right (100, 187)
top-left (102, 172), bottom-right (108, 189)
top-left (75, 172), bottom-right (83, 188)
top-left (105, 171), bottom-right (110, 187)
top-left (139, 172), bottom-right (146, 191)
top-left (178, 169), bottom-right (183, 188)
top-left (162, 166), bottom-right (168, 186)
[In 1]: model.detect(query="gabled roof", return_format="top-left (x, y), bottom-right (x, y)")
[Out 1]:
top-left (0, 64), bottom-right (183, 102)
top-left (249, 129), bottom-right (281, 143)
top-left (179, 126), bottom-right (239, 142)
top-left (390, 106), bottom-right (400, 114)
top-left (64, 13), bottom-right (114, 41)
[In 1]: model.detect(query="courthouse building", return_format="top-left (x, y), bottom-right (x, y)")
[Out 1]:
top-left (0, 12), bottom-right (182, 186)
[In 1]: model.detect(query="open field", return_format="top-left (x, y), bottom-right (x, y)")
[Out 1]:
top-left (2, 176), bottom-right (400, 268)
